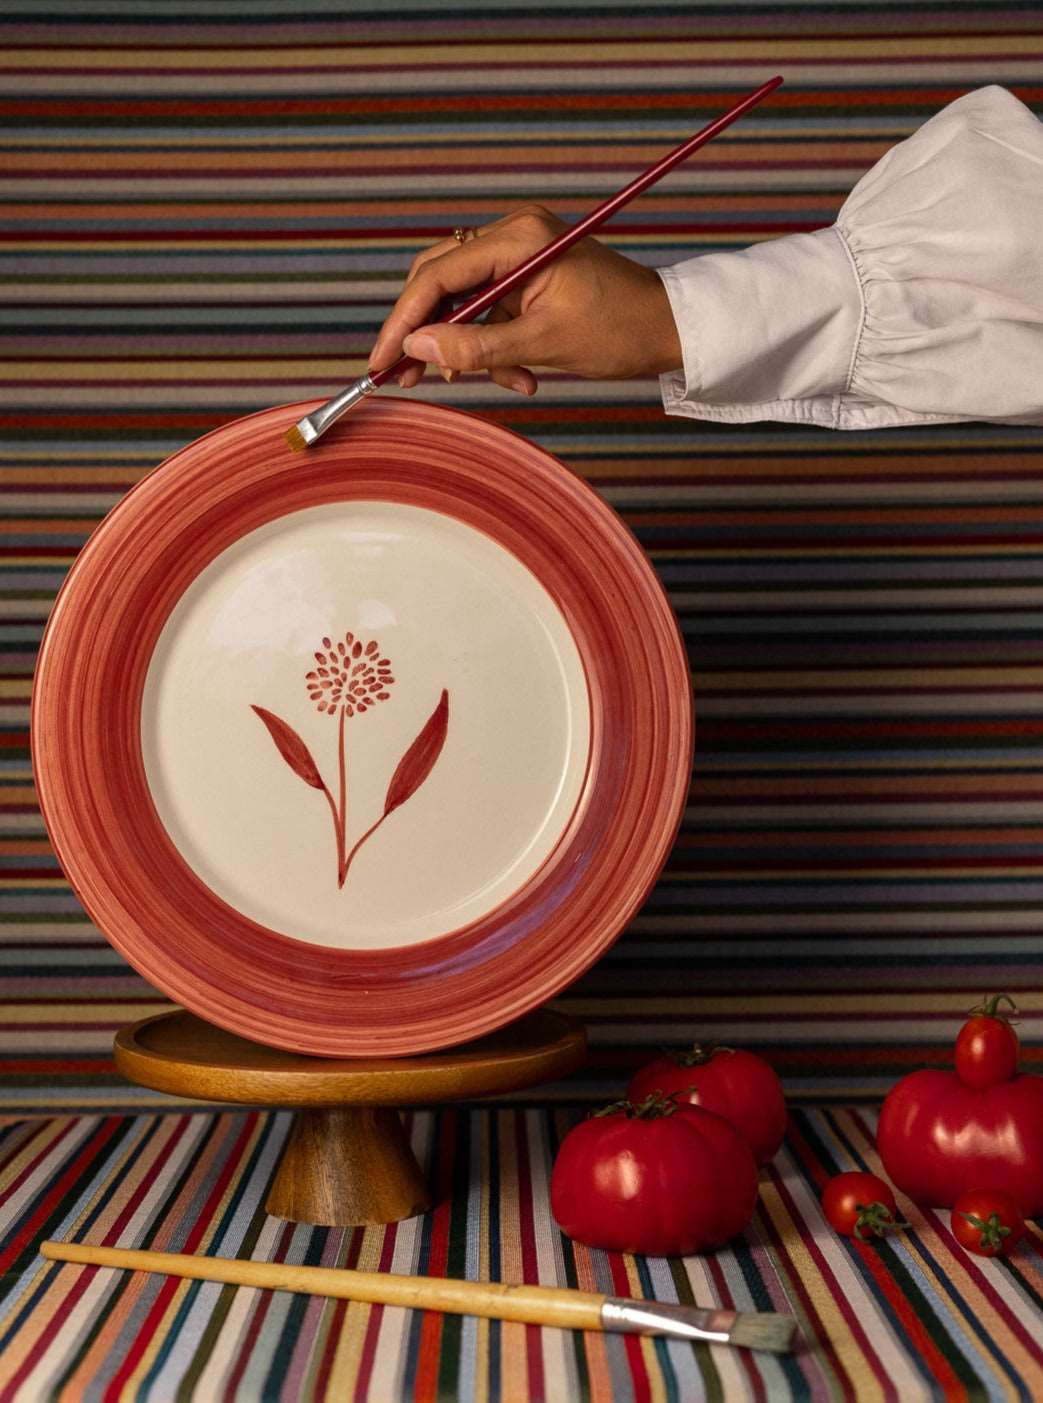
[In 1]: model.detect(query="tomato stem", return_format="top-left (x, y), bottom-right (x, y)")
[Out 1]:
top-left (592, 1090), bottom-right (681, 1120)
top-left (853, 1200), bottom-right (909, 1241)
top-left (969, 992), bottom-right (1019, 1023)
top-left (960, 1210), bottom-right (1012, 1253)
top-left (667, 1042), bottom-right (733, 1068)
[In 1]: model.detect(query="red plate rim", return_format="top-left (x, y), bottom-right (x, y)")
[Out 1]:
top-left (31, 398), bottom-right (693, 1056)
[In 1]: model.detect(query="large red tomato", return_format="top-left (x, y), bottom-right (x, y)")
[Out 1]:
top-left (627, 1045), bottom-right (786, 1165)
top-left (550, 1094), bottom-right (759, 1256)
top-left (876, 1069), bottom-right (1043, 1215)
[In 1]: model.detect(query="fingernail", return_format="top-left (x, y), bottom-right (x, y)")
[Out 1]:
top-left (441, 367), bottom-right (458, 384)
top-left (402, 332), bottom-right (442, 365)
top-left (509, 375), bottom-right (532, 395)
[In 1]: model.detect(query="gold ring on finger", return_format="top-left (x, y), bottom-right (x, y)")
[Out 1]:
top-left (452, 226), bottom-right (478, 244)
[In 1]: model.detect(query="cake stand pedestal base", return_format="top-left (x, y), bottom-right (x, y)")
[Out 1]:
top-left (114, 1009), bottom-right (586, 1227)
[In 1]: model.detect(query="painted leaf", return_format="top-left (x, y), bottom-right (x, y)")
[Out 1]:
top-left (251, 705), bottom-right (325, 790)
top-left (384, 689), bottom-right (449, 816)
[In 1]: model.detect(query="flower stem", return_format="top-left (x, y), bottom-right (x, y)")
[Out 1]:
top-left (341, 810), bottom-right (390, 884)
top-left (317, 781), bottom-right (341, 873)
top-left (336, 705), bottom-right (348, 887)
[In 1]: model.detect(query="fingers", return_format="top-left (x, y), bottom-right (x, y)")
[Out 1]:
top-left (369, 206), bottom-right (562, 376)
top-left (402, 235), bottom-right (465, 294)
top-left (398, 242), bottom-right (474, 389)
top-left (395, 311), bottom-right (539, 394)
top-left (487, 363), bottom-right (538, 396)
top-left (368, 236), bottom-right (504, 376)
top-left (397, 361), bottom-right (425, 391)
top-left (428, 305), bottom-right (537, 394)
top-left (484, 305), bottom-right (537, 395)
top-left (402, 311), bottom-right (543, 382)
top-left (402, 211), bottom-right (533, 289)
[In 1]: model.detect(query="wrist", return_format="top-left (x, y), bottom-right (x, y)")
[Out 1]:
top-left (642, 268), bottom-right (683, 375)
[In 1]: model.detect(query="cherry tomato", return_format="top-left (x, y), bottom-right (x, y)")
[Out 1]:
top-left (950, 1189), bottom-right (1025, 1257)
top-left (821, 1171), bottom-right (905, 1241)
top-left (954, 994), bottom-right (1019, 1090)
top-left (550, 1092), bottom-right (759, 1256)
top-left (627, 1044), bottom-right (786, 1165)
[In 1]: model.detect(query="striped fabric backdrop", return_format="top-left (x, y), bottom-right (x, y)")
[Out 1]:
top-left (3, 2), bottom-right (1042, 1108)
top-left (2, 4), bottom-right (1043, 1398)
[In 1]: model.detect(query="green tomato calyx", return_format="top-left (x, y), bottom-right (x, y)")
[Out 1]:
top-left (969, 993), bottom-right (1019, 1023)
top-left (594, 1090), bottom-right (681, 1120)
top-left (670, 1042), bottom-right (733, 1068)
top-left (961, 1210), bottom-right (1012, 1252)
top-left (853, 1200), bottom-right (908, 1241)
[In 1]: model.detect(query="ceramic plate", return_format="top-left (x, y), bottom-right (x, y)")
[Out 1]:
top-left (32, 399), bottom-right (692, 1056)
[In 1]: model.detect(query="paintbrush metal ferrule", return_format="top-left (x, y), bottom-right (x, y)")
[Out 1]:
top-left (286, 373), bottom-right (377, 451)
top-left (601, 1298), bottom-right (796, 1353)
top-left (602, 1297), bottom-right (735, 1343)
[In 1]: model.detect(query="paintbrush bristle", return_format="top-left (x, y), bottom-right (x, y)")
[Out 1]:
top-left (728, 1312), bottom-right (798, 1354)
top-left (284, 424), bottom-right (308, 453)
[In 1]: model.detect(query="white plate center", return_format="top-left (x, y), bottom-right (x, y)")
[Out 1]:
top-left (141, 499), bottom-right (591, 950)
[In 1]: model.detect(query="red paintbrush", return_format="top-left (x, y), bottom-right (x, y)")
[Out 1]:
top-left (285, 75), bottom-right (783, 451)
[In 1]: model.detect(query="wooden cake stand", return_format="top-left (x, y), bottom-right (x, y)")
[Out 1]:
top-left (114, 1008), bottom-right (585, 1227)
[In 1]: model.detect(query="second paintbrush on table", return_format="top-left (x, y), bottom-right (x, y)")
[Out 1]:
top-left (41, 1240), bottom-right (797, 1352)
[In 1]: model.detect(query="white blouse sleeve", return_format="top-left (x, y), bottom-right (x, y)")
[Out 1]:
top-left (657, 85), bottom-right (1043, 430)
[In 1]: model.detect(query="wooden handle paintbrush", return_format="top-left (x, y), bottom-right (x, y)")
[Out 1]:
top-left (284, 75), bottom-right (783, 452)
top-left (40, 1240), bottom-right (796, 1353)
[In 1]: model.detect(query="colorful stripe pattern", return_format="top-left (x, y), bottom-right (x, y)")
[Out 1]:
top-left (3, 7), bottom-right (1043, 1397)
top-left (1, 1105), bottom-right (1042, 1402)
top-left (3, 16), bottom-right (1043, 1089)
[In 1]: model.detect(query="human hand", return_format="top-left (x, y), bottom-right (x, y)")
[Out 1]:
top-left (368, 205), bottom-right (683, 395)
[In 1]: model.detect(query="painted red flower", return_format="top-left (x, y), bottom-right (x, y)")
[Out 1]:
top-left (305, 631), bottom-right (395, 718)
top-left (254, 629), bottom-right (447, 889)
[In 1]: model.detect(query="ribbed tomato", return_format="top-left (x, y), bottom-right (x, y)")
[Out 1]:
top-left (877, 1068), bottom-right (1043, 1214)
top-left (550, 1093), bottom-right (759, 1256)
top-left (627, 1045), bottom-right (786, 1165)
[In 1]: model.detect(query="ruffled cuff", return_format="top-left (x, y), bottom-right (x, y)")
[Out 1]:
top-left (657, 85), bottom-right (1043, 431)
top-left (657, 227), bottom-right (864, 429)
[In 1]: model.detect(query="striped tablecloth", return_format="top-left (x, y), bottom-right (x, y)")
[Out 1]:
top-left (3, 0), bottom-right (1043, 1398)
top-left (2, 1104), bottom-right (1043, 1402)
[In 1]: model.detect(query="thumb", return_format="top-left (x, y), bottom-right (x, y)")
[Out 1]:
top-left (402, 317), bottom-right (537, 374)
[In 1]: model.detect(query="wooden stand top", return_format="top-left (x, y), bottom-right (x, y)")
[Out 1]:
top-left (114, 1008), bottom-right (586, 1108)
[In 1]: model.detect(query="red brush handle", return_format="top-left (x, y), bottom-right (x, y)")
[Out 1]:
top-left (371, 75), bottom-right (783, 386)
